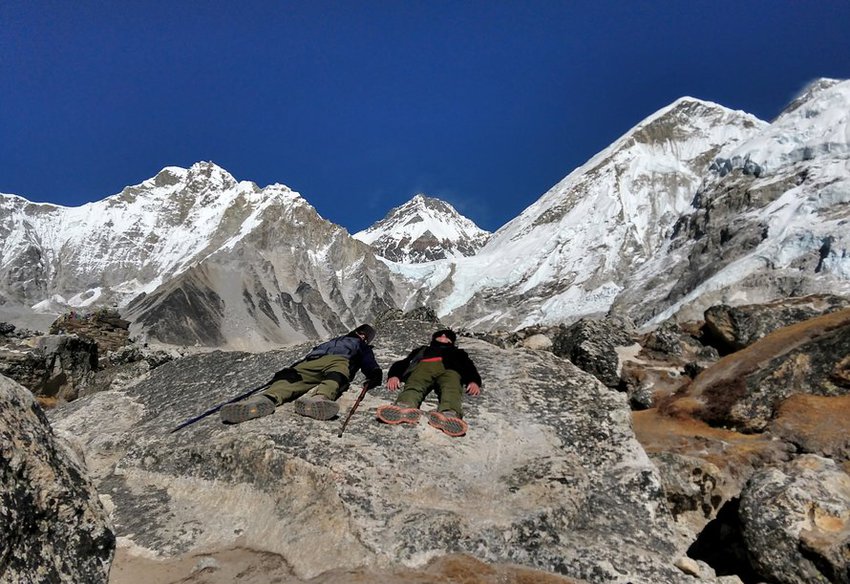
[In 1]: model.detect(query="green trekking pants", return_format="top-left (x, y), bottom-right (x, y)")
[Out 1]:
top-left (263, 355), bottom-right (350, 405)
top-left (396, 360), bottom-right (465, 417)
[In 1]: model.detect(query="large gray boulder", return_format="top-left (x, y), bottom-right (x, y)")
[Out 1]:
top-left (551, 316), bottom-right (637, 388)
top-left (49, 319), bottom-right (711, 583)
top-left (740, 455), bottom-right (850, 584)
top-left (703, 294), bottom-right (850, 354)
top-left (0, 333), bottom-right (98, 402)
top-left (664, 307), bottom-right (850, 432)
top-left (0, 374), bottom-right (114, 583)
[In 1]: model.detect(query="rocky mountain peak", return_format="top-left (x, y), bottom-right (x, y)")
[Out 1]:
top-left (152, 166), bottom-right (187, 187)
top-left (779, 77), bottom-right (845, 118)
top-left (354, 193), bottom-right (490, 263)
top-left (423, 94), bottom-right (768, 331)
top-left (183, 160), bottom-right (238, 192)
top-left (613, 79), bottom-right (850, 326)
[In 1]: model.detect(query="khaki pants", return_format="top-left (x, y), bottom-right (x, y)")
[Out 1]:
top-left (397, 360), bottom-right (465, 417)
top-left (263, 355), bottom-right (350, 405)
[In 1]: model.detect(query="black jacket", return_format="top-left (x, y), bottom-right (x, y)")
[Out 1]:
top-left (388, 342), bottom-right (482, 387)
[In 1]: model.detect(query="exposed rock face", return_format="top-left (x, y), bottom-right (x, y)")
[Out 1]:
top-left (24, 306), bottom-right (850, 583)
top-left (620, 320), bottom-right (720, 410)
top-left (110, 550), bottom-right (585, 584)
top-left (663, 308), bottom-right (850, 432)
top-left (49, 308), bottom-right (131, 353)
top-left (740, 455), bottom-right (850, 584)
top-left (770, 394), bottom-right (850, 463)
top-left (354, 194), bottom-right (490, 262)
top-left (0, 333), bottom-right (97, 402)
top-left (551, 316), bottom-right (637, 388)
top-left (702, 294), bottom-right (850, 354)
top-left (616, 79), bottom-right (850, 326)
top-left (633, 409), bottom-right (791, 555)
top-left (0, 317), bottom-right (179, 405)
top-left (0, 162), bottom-right (404, 350)
top-left (0, 374), bottom-right (114, 583)
top-left (50, 319), bottom-right (712, 584)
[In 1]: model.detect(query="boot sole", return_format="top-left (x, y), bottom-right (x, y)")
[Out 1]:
top-left (220, 398), bottom-right (274, 424)
top-left (376, 404), bottom-right (421, 425)
top-left (294, 398), bottom-right (340, 420)
top-left (427, 411), bottom-right (468, 437)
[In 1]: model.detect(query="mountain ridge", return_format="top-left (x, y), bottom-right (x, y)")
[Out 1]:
top-left (353, 194), bottom-right (490, 263)
top-left (2, 78), bottom-right (848, 345)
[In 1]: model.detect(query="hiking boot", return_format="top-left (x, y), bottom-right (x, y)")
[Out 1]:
top-left (427, 410), bottom-right (468, 437)
top-left (293, 394), bottom-right (340, 421)
top-left (220, 394), bottom-right (275, 424)
top-left (376, 403), bottom-right (420, 425)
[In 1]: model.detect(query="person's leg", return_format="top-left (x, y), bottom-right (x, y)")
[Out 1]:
top-left (263, 365), bottom-right (320, 406)
top-left (311, 356), bottom-right (351, 400)
top-left (376, 361), bottom-right (440, 425)
top-left (396, 361), bottom-right (441, 408)
top-left (293, 355), bottom-right (349, 420)
top-left (433, 369), bottom-right (465, 417)
top-left (426, 368), bottom-right (468, 436)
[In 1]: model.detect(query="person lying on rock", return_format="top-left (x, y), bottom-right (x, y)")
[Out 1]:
top-left (220, 324), bottom-right (382, 424)
top-left (376, 329), bottom-right (481, 437)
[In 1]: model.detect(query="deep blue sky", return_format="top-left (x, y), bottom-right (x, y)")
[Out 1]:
top-left (2, 1), bottom-right (849, 233)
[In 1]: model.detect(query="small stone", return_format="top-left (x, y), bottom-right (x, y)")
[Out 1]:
top-left (674, 556), bottom-right (701, 576)
top-left (192, 556), bottom-right (220, 573)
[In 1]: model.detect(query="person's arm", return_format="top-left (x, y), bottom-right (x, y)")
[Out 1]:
top-left (458, 350), bottom-right (482, 395)
top-left (360, 345), bottom-right (383, 389)
top-left (385, 347), bottom-right (423, 390)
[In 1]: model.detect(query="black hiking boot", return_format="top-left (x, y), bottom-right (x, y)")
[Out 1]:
top-left (220, 394), bottom-right (275, 424)
top-left (293, 395), bottom-right (340, 420)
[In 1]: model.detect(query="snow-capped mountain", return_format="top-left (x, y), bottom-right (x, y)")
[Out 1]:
top-left (0, 162), bottom-right (403, 348)
top-left (2, 79), bottom-right (848, 345)
top-left (612, 78), bottom-right (850, 324)
top-left (353, 194), bottom-right (490, 263)
top-left (391, 97), bottom-right (768, 329)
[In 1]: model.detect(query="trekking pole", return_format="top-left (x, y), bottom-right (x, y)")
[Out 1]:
top-left (337, 384), bottom-right (370, 438)
top-left (169, 379), bottom-right (274, 433)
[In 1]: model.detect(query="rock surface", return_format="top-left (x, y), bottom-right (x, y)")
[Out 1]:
top-left (50, 319), bottom-right (711, 584)
top-left (551, 316), bottom-right (636, 388)
top-left (0, 321), bottom-right (176, 405)
top-left (49, 308), bottom-right (132, 353)
top-left (0, 374), bottom-right (115, 583)
top-left (15, 307), bottom-right (850, 583)
top-left (702, 294), bottom-right (850, 354)
top-left (0, 332), bottom-right (98, 402)
top-left (663, 307), bottom-right (850, 432)
top-left (740, 455), bottom-right (850, 584)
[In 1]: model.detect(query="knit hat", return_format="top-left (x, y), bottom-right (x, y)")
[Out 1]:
top-left (352, 324), bottom-right (376, 344)
top-left (431, 329), bottom-right (457, 344)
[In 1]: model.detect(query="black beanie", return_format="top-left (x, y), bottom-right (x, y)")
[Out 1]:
top-left (353, 324), bottom-right (376, 344)
top-left (431, 329), bottom-right (457, 344)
